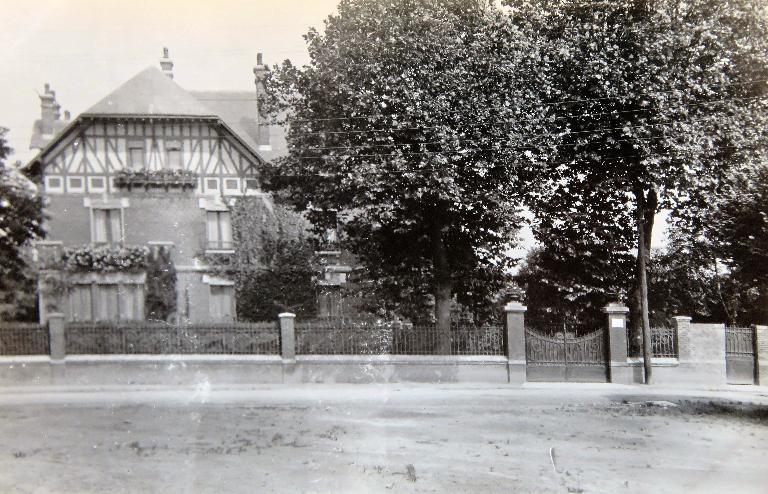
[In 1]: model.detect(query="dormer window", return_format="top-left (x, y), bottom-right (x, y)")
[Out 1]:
top-left (128, 141), bottom-right (145, 170)
top-left (165, 141), bottom-right (182, 170)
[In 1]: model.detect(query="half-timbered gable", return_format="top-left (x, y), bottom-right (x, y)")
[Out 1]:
top-left (28, 59), bottom-right (279, 325)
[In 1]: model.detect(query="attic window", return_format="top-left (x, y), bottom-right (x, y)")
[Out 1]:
top-left (127, 141), bottom-right (145, 170)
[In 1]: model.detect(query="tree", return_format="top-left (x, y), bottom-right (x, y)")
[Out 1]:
top-left (0, 129), bottom-right (44, 320)
top-left (263, 0), bottom-right (550, 346)
top-left (217, 197), bottom-right (317, 321)
top-left (508, 0), bottom-right (768, 381)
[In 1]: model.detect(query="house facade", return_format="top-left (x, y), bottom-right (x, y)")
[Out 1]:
top-left (27, 50), bottom-right (289, 324)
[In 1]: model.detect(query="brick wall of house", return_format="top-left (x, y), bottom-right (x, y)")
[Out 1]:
top-left (45, 192), bottom-right (209, 266)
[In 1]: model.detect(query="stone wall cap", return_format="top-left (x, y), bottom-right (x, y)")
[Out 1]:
top-left (278, 312), bottom-right (296, 318)
top-left (503, 302), bottom-right (527, 313)
top-left (602, 303), bottom-right (629, 314)
top-left (673, 315), bottom-right (692, 322)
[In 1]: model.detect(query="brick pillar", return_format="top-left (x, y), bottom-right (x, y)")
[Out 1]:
top-left (504, 301), bottom-right (526, 384)
top-left (674, 316), bottom-right (726, 386)
top-left (48, 312), bottom-right (66, 362)
top-left (673, 316), bottom-right (692, 361)
top-left (755, 325), bottom-right (768, 386)
top-left (604, 302), bottom-right (632, 384)
top-left (278, 312), bottom-right (296, 362)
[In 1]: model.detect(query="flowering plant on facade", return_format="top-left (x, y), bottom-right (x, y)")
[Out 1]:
top-left (114, 169), bottom-right (197, 186)
top-left (62, 245), bottom-right (150, 272)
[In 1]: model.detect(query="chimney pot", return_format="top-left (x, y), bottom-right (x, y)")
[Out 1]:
top-left (160, 47), bottom-right (174, 79)
top-left (257, 52), bottom-right (263, 65)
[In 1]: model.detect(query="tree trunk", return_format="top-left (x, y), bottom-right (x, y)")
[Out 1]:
top-left (629, 190), bottom-right (656, 355)
top-left (634, 187), bottom-right (657, 384)
top-left (431, 214), bottom-right (452, 355)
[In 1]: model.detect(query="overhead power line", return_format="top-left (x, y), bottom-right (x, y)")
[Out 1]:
top-left (288, 94), bottom-right (767, 138)
top-left (282, 77), bottom-right (768, 125)
top-left (270, 142), bottom-right (765, 178)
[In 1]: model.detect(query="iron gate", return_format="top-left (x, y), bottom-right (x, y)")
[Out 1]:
top-left (726, 327), bottom-right (756, 385)
top-left (525, 324), bottom-right (608, 382)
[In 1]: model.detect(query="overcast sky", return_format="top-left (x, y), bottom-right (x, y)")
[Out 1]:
top-left (0, 0), bottom-right (667, 250)
top-left (0, 0), bottom-right (339, 162)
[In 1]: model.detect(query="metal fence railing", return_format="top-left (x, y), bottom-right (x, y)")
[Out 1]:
top-left (650, 327), bottom-right (678, 358)
top-left (295, 321), bottom-right (504, 356)
top-left (726, 327), bottom-right (755, 357)
top-left (0, 322), bottom-right (50, 356)
top-left (65, 321), bottom-right (279, 355)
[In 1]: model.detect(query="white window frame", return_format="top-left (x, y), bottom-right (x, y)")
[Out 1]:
top-left (165, 140), bottom-right (183, 171)
top-left (88, 176), bottom-right (107, 194)
top-left (222, 177), bottom-right (241, 195)
top-left (89, 206), bottom-right (125, 246)
top-left (67, 175), bottom-right (85, 194)
top-left (203, 177), bottom-right (220, 195)
top-left (44, 175), bottom-right (64, 194)
top-left (127, 140), bottom-right (145, 170)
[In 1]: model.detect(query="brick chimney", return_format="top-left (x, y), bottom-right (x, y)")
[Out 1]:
top-left (160, 47), bottom-right (174, 79)
top-left (39, 83), bottom-right (60, 136)
top-left (253, 52), bottom-right (270, 148)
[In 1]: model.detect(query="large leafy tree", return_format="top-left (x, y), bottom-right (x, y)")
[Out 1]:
top-left (508, 0), bottom-right (768, 381)
top-left (661, 161), bottom-right (768, 326)
top-left (264, 0), bottom-right (550, 344)
top-left (0, 129), bottom-right (45, 321)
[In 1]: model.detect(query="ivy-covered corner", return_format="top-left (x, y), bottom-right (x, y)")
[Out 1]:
top-left (144, 245), bottom-right (177, 322)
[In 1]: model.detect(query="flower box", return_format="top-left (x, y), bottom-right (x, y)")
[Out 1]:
top-left (114, 170), bottom-right (198, 190)
top-left (61, 245), bottom-right (150, 273)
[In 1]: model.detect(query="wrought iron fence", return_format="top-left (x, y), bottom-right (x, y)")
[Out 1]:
top-left (0, 322), bottom-right (50, 355)
top-left (65, 321), bottom-right (279, 355)
top-left (726, 327), bottom-right (755, 357)
top-left (524, 325), bottom-right (606, 366)
top-left (295, 321), bottom-right (504, 356)
top-left (650, 327), bottom-right (678, 358)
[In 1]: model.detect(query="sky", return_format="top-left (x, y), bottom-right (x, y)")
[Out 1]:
top-left (0, 0), bottom-right (339, 162)
top-left (0, 0), bottom-right (667, 251)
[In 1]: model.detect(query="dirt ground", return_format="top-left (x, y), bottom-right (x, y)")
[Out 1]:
top-left (0, 385), bottom-right (766, 493)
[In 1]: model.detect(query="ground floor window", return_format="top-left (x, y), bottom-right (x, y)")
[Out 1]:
top-left (209, 284), bottom-right (235, 321)
top-left (69, 283), bottom-right (144, 322)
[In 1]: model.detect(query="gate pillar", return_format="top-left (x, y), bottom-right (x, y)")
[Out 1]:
top-left (504, 301), bottom-right (527, 384)
top-left (756, 325), bottom-right (768, 386)
top-left (604, 302), bottom-right (632, 384)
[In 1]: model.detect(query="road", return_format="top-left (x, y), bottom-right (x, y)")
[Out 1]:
top-left (0, 384), bottom-right (766, 493)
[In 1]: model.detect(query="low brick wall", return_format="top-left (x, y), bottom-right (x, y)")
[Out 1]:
top-left (0, 355), bottom-right (508, 387)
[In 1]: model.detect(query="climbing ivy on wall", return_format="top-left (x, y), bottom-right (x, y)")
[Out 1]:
top-left (210, 197), bottom-right (318, 321)
top-left (144, 245), bottom-right (177, 322)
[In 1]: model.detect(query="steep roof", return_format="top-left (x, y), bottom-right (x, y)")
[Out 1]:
top-left (191, 91), bottom-right (261, 150)
top-left (84, 67), bottom-right (216, 117)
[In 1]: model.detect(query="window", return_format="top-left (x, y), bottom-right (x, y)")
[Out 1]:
top-left (245, 178), bottom-right (259, 192)
top-left (92, 208), bottom-right (123, 245)
top-left (67, 176), bottom-right (85, 193)
top-left (128, 142), bottom-right (145, 170)
top-left (165, 141), bottom-right (182, 170)
top-left (45, 176), bottom-right (63, 194)
top-left (204, 177), bottom-right (220, 194)
top-left (206, 211), bottom-right (233, 250)
top-left (69, 283), bottom-right (144, 321)
top-left (223, 178), bottom-right (241, 195)
top-left (88, 176), bottom-right (106, 193)
top-left (70, 285), bottom-right (93, 321)
top-left (209, 285), bottom-right (235, 321)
